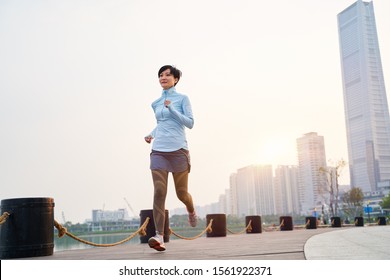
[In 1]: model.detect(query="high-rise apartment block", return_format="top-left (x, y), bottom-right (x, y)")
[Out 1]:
top-left (338, 0), bottom-right (390, 192)
top-left (297, 132), bottom-right (328, 214)
top-left (273, 165), bottom-right (300, 215)
top-left (230, 165), bottom-right (274, 217)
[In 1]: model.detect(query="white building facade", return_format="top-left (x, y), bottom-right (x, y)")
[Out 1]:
top-left (338, 0), bottom-right (390, 192)
top-left (232, 165), bottom-right (274, 217)
top-left (274, 165), bottom-right (300, 215)
top-left (296, 132), bottom-right (327, 214)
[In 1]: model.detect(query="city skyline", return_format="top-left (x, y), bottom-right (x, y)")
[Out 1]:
top-left (1, 0), bottom-right (390, 223)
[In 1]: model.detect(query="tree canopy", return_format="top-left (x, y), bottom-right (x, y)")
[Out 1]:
top-left (342, 187), bottom-right (364, 218)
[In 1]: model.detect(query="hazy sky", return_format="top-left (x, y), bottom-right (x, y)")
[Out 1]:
top-left (1, 0), bottom-right (389, 223)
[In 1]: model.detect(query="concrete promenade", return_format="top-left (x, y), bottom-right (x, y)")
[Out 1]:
top-left (13, 225), bottom-right (390, 260)
top-left (304, 225), bottom-right (390, 259)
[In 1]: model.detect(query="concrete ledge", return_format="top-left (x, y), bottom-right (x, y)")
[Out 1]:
top-left (304, 226), bottom-right (390, 260)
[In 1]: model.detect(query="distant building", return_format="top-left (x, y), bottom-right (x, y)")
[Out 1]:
top-left (229, 173), bottom-right (239, 216)
top-left (274, 165), bottom-right (300, 215)
top-left (297, 132), bottom-right (328, 214)
top-left (338, 0), bottom-right (390, 192)
top-left (218, 188), bottom-right (235, 216)
top-left (90, 208), bottom-right (138, 232)
top-left (232, 164), bottom-right (274, 217)
top-left (92, 208), bottom-right (129, 222)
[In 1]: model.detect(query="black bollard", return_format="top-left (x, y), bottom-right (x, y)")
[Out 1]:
top-left (331, 217), bottom-right (341, 227)
top-left (378, 216), bottom-right (386, 225)
top-left (279, 216), bottom-right (293, 231)
top-left (245, 215), bottom-right (262, 234)
top-left (0, 197), bottom-right (55, 259)
top-left (354, 216), bottom-right (364, 227)
top-left (206, 214), bottom-right (226, 237)
top-left (139, 209), bottom-right (170, 243)
top-left (305, 216), bottom-right (317, 229)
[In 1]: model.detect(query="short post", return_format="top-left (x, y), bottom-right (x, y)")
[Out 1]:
top-left (139, 209), bottom-right (170, 243)
top-left (305, 216), bottom-right (317, 229)
top-left (0, 197), bottom-right (55, 259)
top-left (279, 216), bottom-right (293, 231)
top-left (245, 215), bottom-right (262, 234)
top-left (354, 216), bottom-right (364, 227)
top-left (206, 213), bottom-right (226, 237)
top-left (378, 216), bottom-right (386, 226)
top-left (331, 217), bottom-right (341, 227)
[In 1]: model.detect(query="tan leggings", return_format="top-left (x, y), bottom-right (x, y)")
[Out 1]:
top-left (151, 169), bottom-right (194, 235)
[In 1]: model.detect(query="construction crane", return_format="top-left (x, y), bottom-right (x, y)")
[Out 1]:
top-left (123, 197), bottom-right (136, 217)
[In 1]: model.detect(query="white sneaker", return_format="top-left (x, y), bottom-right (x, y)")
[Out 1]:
top-left (148, 234), bottom-right (166, 251)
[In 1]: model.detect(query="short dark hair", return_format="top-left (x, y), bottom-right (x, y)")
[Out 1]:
top-left (158, 65), bottom-right (182, 85)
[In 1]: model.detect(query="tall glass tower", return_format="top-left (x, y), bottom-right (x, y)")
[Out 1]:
top-left (337, 0), bottom-right (390, 192)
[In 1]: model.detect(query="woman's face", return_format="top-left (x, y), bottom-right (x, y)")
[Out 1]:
top-left (159, 69), bottom-right (178, 90)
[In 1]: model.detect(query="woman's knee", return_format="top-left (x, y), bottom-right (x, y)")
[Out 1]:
top-left (176, 189), bottom-right (190, 202)
top-left (154, 185), bottom-right (167, 198)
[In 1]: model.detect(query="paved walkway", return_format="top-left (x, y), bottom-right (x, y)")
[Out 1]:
top-left (4, 225), bottom-right (390, 260)
top-left (304, 225), bottom-right (390, 259)
top-left (15, 227), bottom-right (334, 260)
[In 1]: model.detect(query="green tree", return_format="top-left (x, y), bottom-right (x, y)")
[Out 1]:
top-left (342, 187), bottom-right (364, 218)
top-left (380, 192), bottom-right (390, 210)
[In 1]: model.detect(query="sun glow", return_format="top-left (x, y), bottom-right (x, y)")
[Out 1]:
top-left (257, 138), bottom-right (296, 166)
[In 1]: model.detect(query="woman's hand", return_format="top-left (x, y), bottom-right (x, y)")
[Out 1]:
top-left (144, 135), bottom-right (153, 144)
top-left (164, 100), bottom-right (171, 108)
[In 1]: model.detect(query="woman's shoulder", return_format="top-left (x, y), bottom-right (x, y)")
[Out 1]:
top-left (151, 96), bottom-right (164, 108)
top-left (174, 91), bottom-right (190, 101)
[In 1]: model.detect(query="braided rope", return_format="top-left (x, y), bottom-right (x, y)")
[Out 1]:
top-left (169, 219), bottom-right (213, 240)
top-left (227, 220), bottom-right (252, 234)
top-left (277, 219), bottom-right (285, 231)
top-left (0, 212), bottom-right (10, 225)
top-left (54, 217), bottom-right (150, 247)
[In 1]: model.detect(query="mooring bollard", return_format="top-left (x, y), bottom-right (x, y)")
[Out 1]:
top-left (0, 197), bottom-right (55, 259)
top-left (139, 209), bottom-right (170, 243)
top-left (305, 216), bottom-right (317, 229)
top-left (245, 215), bottom-right (262, 234)
top-left (279, 216), bottom-right (293, 231)
top-left (378, 216), bottom-right (386, 225)
top-left (331, 217), bottom-right (341, 227)
top-left (354, 216), bottom-right (364, 227)
top-left (206, 213), bottom-right (226, 237)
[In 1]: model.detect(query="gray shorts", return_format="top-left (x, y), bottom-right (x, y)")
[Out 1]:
top-left (150, 149), bottom-right (191, 173)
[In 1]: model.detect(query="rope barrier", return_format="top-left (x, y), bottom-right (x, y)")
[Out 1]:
top-left (277, 219), bottom-right (284, 231)
top-left (169, 219), bottom-right (213, 240)
top-left (0, 212), bottom-right (10, 225)
top-left (305, 219), bottom-right (310, 227)
top-left (53, 217), bottom-right (150, 247)
top-left (227, 220), bottom-right (252, 234)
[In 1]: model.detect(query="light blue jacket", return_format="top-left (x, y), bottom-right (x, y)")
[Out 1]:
top-left (148, 87), bottom-right (194, 152)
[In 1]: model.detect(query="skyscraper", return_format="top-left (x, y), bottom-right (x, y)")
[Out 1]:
top-left (338, 0), bottom-right (390, 192)
top-left (297, 132), bottom-right (327, 214)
